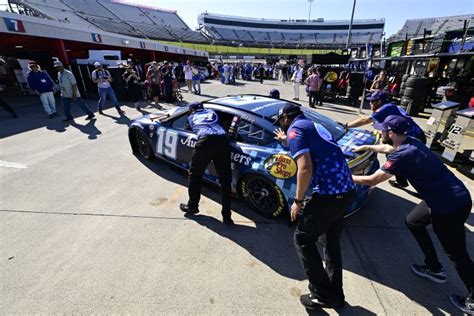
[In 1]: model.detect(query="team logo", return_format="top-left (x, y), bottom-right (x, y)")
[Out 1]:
top-left (264, 154), bottom-right (297, 179)
top-left (383, 160), bottom-right (394, 170)
top-left (4, 18), bottom-right (25, 33)
top-left (91, 33), bottom-right (102, 43)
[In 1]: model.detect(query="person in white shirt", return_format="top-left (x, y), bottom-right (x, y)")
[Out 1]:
top-left (183, 60), bottom-right (193, 93)
top-left (291, 64), bottom-right (304, 100)
top-left (223, 63), bottom-right (230, 84)
top-left (91, 62), bottom-right (124, 115)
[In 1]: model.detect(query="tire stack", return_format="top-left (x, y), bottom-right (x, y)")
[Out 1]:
top-left (399, 74), bottom-right (410, 97)
top-left (346, 72), bottom-right (364, 105)
top-left (400, 76), bottom-right (429, 116)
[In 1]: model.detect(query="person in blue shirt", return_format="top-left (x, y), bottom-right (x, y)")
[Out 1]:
top-left (180, 102), bottom-right (233, 225)
top-left (26, 61), bottom-right (58, 118)
top-left (346, 91), bottom-right (425, 189)
top-left (274, 103), bottom-right (356, 310)
top-left (352, 115), bottom-right (473, 315)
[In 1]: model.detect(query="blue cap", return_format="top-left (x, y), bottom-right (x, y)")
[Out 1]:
top-left (373, 115), bottom-right (410, 134)
top-left (273, 103), bottom-right (302, 125)
top-left (367, 91), bottom-right (388, 102)
top-left (188, 102), bottom-right (203, 111)
top-left (269, 89), bottom-right (280, 99)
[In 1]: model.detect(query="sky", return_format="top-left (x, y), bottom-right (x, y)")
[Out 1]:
top-left (0, 0), bottom-right (472, 37)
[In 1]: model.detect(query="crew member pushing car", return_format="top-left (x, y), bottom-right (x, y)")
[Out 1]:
top-left (274, 103), bottom-right (356, 310)
top-left (352, 115), bottom-right (473, 315)
top-left (180, 102), bottom-right (233, 225)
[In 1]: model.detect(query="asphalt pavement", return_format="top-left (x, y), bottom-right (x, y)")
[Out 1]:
top-left (1, 78), bottom-right (473, 315)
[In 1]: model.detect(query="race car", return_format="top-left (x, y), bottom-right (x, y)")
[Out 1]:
top-left (129, 95), bottom-right (379, 218)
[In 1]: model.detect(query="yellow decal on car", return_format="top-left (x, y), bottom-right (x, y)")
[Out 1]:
top-left (264, 154), bottom-right (297, 179)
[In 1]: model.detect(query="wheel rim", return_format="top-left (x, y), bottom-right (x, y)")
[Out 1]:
top-left (135, 131), bottom-right (150, 157)
top-left (245, 176), bottom-right (280, 213)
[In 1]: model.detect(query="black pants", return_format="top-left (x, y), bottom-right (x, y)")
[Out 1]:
top-left (127, 84), bottom-right (141, 103)
top-left (308, 91), bottom-right (320, 107)
top-left (405, 199), bottom-right (474, 294)
top-left (0, 96), bottom-right (18, 118)
top-left (395, 132), bottom-right (427, 186)
top-left (188, 135), bottom-right (232, 217)
top-left (294, 190), bottom-right (356, 304)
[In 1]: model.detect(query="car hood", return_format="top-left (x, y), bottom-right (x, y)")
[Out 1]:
top-left (337, 128), bottom-right (379, 165)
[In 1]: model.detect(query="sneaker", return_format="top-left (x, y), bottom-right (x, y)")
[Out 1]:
top-left (98, 110), bottom-right (104, 115)
top-left (411, 264), bottom-right (446, 283)
top-left (54, 112), bottom-right (60, 117)
top-left (449, 294), bottom-right (474, 315)
top-left (85, 114), bottom-right (95, 120)
top-left (300, 293), bottom-right (344, 310)
top-left (117, 110), bottom-right (125, 115)
top-left (389, 179), bottom-right (409, 189)
top-left (179, 203), bottom-right (199, 215)
top-left (62, 118), bottom-right (73, 122)
top-left (48, 114), bottom-right (55, 118)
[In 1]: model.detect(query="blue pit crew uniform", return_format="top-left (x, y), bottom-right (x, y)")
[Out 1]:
top-left (288, 113), bottom-right (356, 307)
top-left (186, 106), bottom-right (232, 221)
top-left (381, 136), bottom-right (473, 301)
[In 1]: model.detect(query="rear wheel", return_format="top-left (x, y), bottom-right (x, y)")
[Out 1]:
top-left (134, 129), bottom-right (155, 160)
top-left (239, 174), bottom-right (287, 218)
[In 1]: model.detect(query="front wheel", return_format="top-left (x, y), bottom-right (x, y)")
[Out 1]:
top-left (239, 174), bottom-right (287, 218)
top-left (134, 129), bottom-right (155, 160)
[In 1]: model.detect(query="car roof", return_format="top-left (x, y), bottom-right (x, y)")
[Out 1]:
top-left (206, 95), bottom-right (295, 120)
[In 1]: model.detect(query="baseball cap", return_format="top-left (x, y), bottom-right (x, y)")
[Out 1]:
top-left (53, 61), bottom-right (63, 67)
top-left (188, 102), bottom-right (203, 111)
top-left (367, 91), bottom-right (388, 102)
top-left (269, 89), bottom-right (280, 99)
top-left (273, 103), bottom-right (302, 125)
top-left (373, 115), bottom-right (410, 134)
top-left (94, 62), bottom-right (101, 67)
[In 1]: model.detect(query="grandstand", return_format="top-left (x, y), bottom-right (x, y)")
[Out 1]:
top-left (198, 13), bottom-right (385, 48)
top-left (388, 14), bottom-right (474, 42)
top-left (8, 0), bottom-right (208, 43)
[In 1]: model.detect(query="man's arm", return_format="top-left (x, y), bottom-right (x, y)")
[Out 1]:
top-left (352, 169), bottom-right (393, 187)
top-left (346, 116), bottom-right (373, 128)
top-left (91, 71), bottom-right (99, 84)
top-left (291, 152), bottom-right (313, 221)
top-left (352, 144), bottom-right (394, 154)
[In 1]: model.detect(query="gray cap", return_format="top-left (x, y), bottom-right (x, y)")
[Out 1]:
top-left (53, 61), bottom-right (63, 67)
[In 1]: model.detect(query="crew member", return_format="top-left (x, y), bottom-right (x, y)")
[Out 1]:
top-left (352, 115), bottom-right (473, 315)
top-left (345, 91), bottom-right (425, 189)
top-left (274, 103), bottom-right (356, 310)
top-left (180, 102), bottom-right (233, 225)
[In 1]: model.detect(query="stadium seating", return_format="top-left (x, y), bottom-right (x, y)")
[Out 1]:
top-left (62, 0), bottom-right (114, 18)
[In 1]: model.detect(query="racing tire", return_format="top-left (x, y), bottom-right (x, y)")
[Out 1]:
top-left (133, 129), bottom-right (155, 160)
top-left (239, 174), bottom-right (287, 218)
top-left (403, 87), bottom-right (427, 99)
top-left (406, 77), bottom-right (429, 89)
top-left (401, 74), bottom-right (410, 83)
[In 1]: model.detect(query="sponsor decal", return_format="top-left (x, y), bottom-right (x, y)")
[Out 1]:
top-left (91, 33), bottom-right (102, 43)
top-left (288, 130), bottom-right (297, 140)
top-left (231, 152), bottom-right (252, 166)
top-left (3, 18), bottom-right (25, 32)
top-left (180, 135), bottom-right (197, 148)
top-left (383, 160), bottom-right (394, 170)
top-left (264, 154), bottom-right (297, 179)
top-left (140, 41), bottom-right (146, 48)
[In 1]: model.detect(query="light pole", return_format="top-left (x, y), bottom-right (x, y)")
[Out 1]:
top-left (308, 0), bottom-right (314, 22)
top-left (346, 0), bottom-right (356, 49)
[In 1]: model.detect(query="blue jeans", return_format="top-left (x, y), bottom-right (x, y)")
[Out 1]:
top-left (61, 97), bottom-right (93, 120)
top-left (192, 80), bottom-right (201, 94)
top-left (98, 87), bottom-right (120, 111)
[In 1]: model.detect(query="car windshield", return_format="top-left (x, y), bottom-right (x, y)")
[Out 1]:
top-left (270, 108), bottom-right (346, 141)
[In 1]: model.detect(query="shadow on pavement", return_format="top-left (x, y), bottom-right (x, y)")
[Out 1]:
top-left (70, 119), bottom-right (102, 140)
top-left (305, 302), bottom-right (377, 315)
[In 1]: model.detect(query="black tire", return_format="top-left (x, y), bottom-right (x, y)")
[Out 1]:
top-left (401, 74), bottom-right (410, 82)
top-left (406, 77), bottom-right (429, 89)
top-left (133, 129), bottom-right (155, 160)
top-left (403, 87), bottom-right (427, 99)
top-left (239, 174), bottom-right (287, 218)
top-left (400, 82), bottom-right (406, 90)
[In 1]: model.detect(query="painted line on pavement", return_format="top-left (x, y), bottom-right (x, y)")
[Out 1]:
top-left (0, 160), bottom-right (27, 169)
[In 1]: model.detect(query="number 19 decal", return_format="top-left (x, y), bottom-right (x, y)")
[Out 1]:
top-left (156, 128), bottom-right (178, 159)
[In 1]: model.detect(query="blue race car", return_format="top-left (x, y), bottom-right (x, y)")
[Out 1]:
top-left (129, 95), bottom-right (379, 218)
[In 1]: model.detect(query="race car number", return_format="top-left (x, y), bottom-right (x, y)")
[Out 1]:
top-left (156, 127), bottom-right (178, 159)
top-left (448, 124), bottom-right (463, 135)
